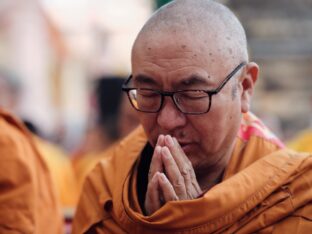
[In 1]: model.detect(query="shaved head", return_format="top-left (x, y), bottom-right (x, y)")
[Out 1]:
top-left (132, 0), bottom-right (248, 67)
top-left (129, 0), bottom-right (259, 184)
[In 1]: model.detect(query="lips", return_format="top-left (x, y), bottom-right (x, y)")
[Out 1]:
top-left (178, 142), bottom-right (196, 153)
top-left (175, 140), bottom-right (192, 147)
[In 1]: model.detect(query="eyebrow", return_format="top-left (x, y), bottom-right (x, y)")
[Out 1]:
top-left (176, 74), bottom-right (210, 88)
top-left (133, 74), bottom-right (158, 86)
top-left (132, 74), bottom-right (211, 89)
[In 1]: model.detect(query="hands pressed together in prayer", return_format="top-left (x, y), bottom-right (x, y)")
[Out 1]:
top-left (145, 135), bottom-right (203, 215)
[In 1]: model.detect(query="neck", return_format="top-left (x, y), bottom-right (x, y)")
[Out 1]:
top-left (197, 167), bottom-right (225, 191)
top-left (196, 141), bottom-right (235, 191)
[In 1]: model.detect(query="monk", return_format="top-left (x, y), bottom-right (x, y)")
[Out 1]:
top-left (0, 109), bottom-right (63, 233)
top-left (72, 0), bottom-right (312, 233)
top-left (72, 77), bottom-right (139, 193)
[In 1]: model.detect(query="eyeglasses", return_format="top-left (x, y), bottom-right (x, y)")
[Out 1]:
top-left (122, 62), bottom-right (246, 115)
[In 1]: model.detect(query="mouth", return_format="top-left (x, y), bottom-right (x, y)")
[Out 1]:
top-left (179, 142), bottom-right (196, 153)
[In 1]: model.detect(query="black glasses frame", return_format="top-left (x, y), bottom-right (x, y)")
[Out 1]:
top-left (122, 62), bottom-right (246, 115)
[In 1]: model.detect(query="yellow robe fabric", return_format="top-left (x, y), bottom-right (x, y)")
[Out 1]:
top-left (0, 109), bottom-right (63, 234)
top-left (287, 129), bottom-right (312, 153)
top-left (35, 137), bottom-right (79, 217)
top-left (72, 113), bottom-right (312, 234)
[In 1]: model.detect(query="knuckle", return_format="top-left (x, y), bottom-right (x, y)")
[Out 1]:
top-left (180, 167), bottom-right (188, 176)
top-left (173, 176), bottom-right (185, 188)
top-left (181, 167), bottom-right (191, 177)
top-left (181, 168), bottom-right (193, 182)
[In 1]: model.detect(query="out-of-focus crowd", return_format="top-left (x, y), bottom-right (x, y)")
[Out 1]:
top-left (0, 72), bottom-right (140, 233)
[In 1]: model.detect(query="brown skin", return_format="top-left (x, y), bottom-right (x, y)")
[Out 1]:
top-left (131, 31), bottom-right (259, 215)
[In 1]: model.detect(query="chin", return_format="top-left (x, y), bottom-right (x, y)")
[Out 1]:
top-left (183, 149), bottom-right (203, 168)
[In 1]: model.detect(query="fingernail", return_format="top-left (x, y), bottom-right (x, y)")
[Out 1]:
top-left (155, 146), bottom-right (161, 155)
top-left (166, 135), bottom-right (174, 147)
top-left (159, 172), bottom-right (166, 182)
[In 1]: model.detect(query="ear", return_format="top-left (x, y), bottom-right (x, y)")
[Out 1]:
top-left (239, 62), bottom-right (259, 113)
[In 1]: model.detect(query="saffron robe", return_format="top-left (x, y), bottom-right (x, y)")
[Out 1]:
top-left (0, 109), bottom-right (63, 234)
top-left (72, 113), bottom-right (312, 233)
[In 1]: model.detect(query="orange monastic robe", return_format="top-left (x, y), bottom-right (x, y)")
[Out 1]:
top-left (72, 113), bottom-right (312, 234)
top-left (0, 109), bottom-right (63, 234)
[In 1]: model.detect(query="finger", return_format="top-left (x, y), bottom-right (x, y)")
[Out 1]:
top-left (145, 172), bottom-right (161, 215)
top-left (168, 136), bottom-right (202, 196)
top-left (172, 138), bottom-right (201, 194)
top-left (161, 146), bottom-right (187, 199)
top-left (148, 146), bottom-right (163, 182)
top-left (157, 134), bottom-right (165, 147)
top-left (168, 136), bottom-right (192, 168)
top-left (158, 172), bottom-right (178, 202)
top-left (148, 134), bottom-right (165, 181)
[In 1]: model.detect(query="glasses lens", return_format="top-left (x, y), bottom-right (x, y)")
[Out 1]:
top-left (128, 89), bottom-right (161, 112)
top-left (174, 90), bottom-right (210, 114)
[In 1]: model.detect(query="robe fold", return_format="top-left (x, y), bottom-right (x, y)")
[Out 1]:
top-left (72, 113), bottom-right (312, 234)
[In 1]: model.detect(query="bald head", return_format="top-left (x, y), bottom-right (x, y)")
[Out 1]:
top-left (132, 0), bottom-right (248, 66)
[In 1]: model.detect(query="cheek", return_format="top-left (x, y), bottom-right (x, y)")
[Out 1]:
top-left (138, 113), bottom-right (153, 127)
top-left (195, 117), bottom-right (221, 149)
top-left (193, 102), bottom-right (240, 152)
top-left (138, 113), bottom-right (158, 142)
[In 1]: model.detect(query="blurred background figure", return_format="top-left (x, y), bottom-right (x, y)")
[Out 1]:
top-left (288, 129), bottom-right (312, 153)
top-left (0, 69), bottom-right (20, 115)
top-left (287, 96), bottom-right (312, 153)
top-left (0, 68), bottom-right (78, 231)
top-left (25, 123), bottom-right (79, 229)
top-left (0, 109), bottom-right (63, 234)
top-left (72, 75), bottom-right (139, 192)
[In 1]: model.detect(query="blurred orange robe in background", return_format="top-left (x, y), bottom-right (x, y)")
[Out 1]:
top-left (0, 109), bottom-right (63, 234)
top-left (35, 137), bottom-right (79, 218)
top-left (72, 113), bottom-right (312, 233)
top-left (287, 129), bottom-right (312, 153)
top-left (72, 144), bottom-right (116, 194)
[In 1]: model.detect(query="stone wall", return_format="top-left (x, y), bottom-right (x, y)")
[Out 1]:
top-left (227, 0), bottom-right (312, 140)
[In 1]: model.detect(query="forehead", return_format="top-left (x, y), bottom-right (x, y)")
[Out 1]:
top-left (131, 32), bottom-right (230, 88)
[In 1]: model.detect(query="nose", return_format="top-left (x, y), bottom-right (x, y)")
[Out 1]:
top-left (157, 97), bottom-right (186, 131)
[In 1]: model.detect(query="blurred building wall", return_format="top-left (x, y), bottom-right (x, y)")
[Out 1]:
top-left (0, 0), bottom-right (153, 150)
top-left (228, 0), bottom-right (312, 140)
top-left (0, 0), bottom-right (58, 135)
